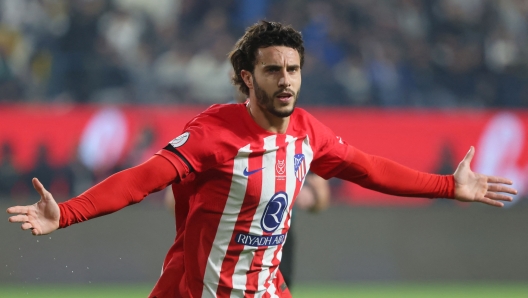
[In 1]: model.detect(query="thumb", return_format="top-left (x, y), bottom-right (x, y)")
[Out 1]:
top-left (462, 146), bottom-right (475, 164)
top-left (32, 178), bottom-right (49, 200)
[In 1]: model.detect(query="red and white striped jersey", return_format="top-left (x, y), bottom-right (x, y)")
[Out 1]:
top-left (151, 103), bottom-right (349, 297)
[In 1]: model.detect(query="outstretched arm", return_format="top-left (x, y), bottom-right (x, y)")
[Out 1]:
top-left (333, 145), bottom-right (516, 207)
top-left (7, 152), bottom-right (188, 235)
top-left (453, 146), bottom-right (516, 207)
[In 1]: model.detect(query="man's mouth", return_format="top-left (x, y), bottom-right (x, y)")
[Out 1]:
top-left (276, 91), bottom-right (293, 103)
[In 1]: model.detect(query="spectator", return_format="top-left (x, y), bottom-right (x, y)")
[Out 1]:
top-left (0, 142), bottom-right (20, 198)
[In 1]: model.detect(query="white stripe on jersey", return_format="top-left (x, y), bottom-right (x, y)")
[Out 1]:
top-left (202, 144), bottom-right (252, 298)
top-left (229, 250), bottom-right (252, 296)
top-left (302, 134), bottom-right (315, 173)
top-left (263, 282), bottom-right (280, 298)
top-left (249, 134), bottom-right (278, 237)
top-left (256, 135), bottom-right (299, 294)
top-left (239, 135), bottom-right (278, 295)
top-left (228, 136), bottom-right (279, 297)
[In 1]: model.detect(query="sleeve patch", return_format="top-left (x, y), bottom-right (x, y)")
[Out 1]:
top-left (169, 132), bottom-right (190, 148)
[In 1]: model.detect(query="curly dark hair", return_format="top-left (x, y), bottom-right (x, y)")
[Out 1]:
top-left (228, 20), bottom-right (305, 96)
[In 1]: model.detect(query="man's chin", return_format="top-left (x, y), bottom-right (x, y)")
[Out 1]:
top-left (269, 106), bottom-right (295, 118)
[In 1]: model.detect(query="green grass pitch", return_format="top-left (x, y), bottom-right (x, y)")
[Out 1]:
top-left (2, 282), bottom-right (528, 298)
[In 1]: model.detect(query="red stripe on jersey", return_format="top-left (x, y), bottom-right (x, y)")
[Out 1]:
top-left (245, 134), bottom-right (288, 296)
top-left (150, 161), bottom-right (238, 297)
top-left (187, 163), bottom-right (237, 297)
top-left (263, 136), bottom-right (305, 295)
top-left (216, 147), bottom-right (265, 298)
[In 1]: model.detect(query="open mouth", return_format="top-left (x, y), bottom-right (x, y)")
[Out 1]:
top-left (276, 91), bottom-right (293, 103)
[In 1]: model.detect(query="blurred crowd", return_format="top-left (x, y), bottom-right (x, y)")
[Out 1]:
top-left (0, 124), bottom-right (158, 203)
top-left (1, 0), bottom-right (528, 107)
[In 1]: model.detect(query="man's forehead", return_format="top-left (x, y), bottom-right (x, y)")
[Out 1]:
top-left (256, 46), bottom-right (300, 65)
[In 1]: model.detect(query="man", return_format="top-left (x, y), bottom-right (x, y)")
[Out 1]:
top-left (163, 87), bottom-right (331, 290)
top-left (7, 21), bottom-right (517, 298)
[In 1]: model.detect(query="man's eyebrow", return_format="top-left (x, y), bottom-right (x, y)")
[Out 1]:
top-left (262, 64), bottom-right (281, 69)
top-left (261, 64), bottom-right (300, 70)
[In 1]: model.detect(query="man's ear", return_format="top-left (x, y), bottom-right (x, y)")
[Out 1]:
top-left (241, 70), bottom-right (253, 90)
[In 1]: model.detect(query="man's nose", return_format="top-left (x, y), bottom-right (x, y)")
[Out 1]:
top-left (278, 70), bottom-right (291, 87)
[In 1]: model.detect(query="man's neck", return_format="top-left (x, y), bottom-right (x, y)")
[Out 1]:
top-left (247, 102), bottom-right (290, 134)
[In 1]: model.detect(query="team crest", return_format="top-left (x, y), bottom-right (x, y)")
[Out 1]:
top-left (294, 154), bottom-right (306, 182)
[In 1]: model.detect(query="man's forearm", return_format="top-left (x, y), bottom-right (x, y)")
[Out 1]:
top-left (335, 147), bottom-right (455, 198)
top-left (58, 154), bottom-right (182, 228)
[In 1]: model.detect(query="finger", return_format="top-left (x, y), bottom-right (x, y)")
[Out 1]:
top-left (32, 178), bottom-right (49, 199)
top-left (6, 206), bottom-right (29, 215)
top-left (485, 192), bottom-right (513, 202)
top-left (486, 176), bottom-right (514, 186)
top-left (477, 197), bottom-right (504, 207)
top-left (487, 184), bottom-right (517, 195)
top-left (462, 146), bottom-right (475, 164)
top-left (21, 222), bottom-right (33, 230)
top-left (8, 214), bottom-right (30, 223)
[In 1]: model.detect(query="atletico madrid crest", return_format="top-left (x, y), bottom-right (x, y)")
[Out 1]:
top-left (294, 154), bottom-right (306, 182)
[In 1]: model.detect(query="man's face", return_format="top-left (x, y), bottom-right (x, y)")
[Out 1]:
top-left (251, 46), bottom-right (301, 118)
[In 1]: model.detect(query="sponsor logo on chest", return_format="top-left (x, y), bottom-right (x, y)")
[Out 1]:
top-left (235, 191), bottom-right (289, 247)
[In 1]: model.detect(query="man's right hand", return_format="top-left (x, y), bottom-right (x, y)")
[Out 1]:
top-left (6, 178), bottom-right (60, 235)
